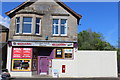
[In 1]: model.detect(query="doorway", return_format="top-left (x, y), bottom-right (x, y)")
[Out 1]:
top-left (38, 56), bottom-right (49, 75)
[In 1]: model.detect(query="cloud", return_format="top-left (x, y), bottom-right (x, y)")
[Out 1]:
top-left (0, 15), bottom-right (10, 28)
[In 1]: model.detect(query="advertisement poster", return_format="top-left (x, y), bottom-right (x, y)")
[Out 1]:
top-left (12, 48), bottom-right (22, 58)
top-left (64, 49), bottom-right (73, 53)
top-left (12, 59), bottom-right (31, 71)
top-left (56, 49), bottom-right (62, 55)
top-left (55, 49), bottom-right (63, 58)
top-left (12, 48), bottom-right (32, 59)
top-left (22, 48), bottom-right (32, 59)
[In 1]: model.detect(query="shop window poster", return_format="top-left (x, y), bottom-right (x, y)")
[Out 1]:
top-left (12, 48), bottom-right (22, 58)
top-left (55, 49), bottom-right (63, 58)
top-left (12, 48), bottom-right (32, 59)
top-left (22, 48), bottom-right (32, 58)
top-left (64, 49), bottom-right (73, 53)
top-left (65, 53), bottom-right (72, 58)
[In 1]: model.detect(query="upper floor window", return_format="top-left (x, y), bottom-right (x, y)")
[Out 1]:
top-left (35, 18), bottom-right (41, 34)
top-left (52, 19), bottom-right (67, 36)
top-left (52, 19), bottom-right (59, 35)
top-left (15, 16), bottom-right (41, 35)
top-left (22, 17), bottom-right (32, 33)
top-left (16, 17), bottom-right (20, 33)
top-left (61, 19), bottom-right (67, 35)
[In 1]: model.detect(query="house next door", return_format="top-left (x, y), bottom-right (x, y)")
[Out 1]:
top-left (38, 57), bottom-right (49, 75)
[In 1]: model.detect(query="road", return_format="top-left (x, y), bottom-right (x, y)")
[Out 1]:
top-left (10, 77), bottom-right (120, 80)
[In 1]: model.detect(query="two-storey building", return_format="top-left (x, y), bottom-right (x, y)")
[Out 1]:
top-left (6, 0), bottom-right (82, 77)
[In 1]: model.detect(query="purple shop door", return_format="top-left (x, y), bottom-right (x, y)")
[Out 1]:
top-left (39, 57), bottom-right (49, 75)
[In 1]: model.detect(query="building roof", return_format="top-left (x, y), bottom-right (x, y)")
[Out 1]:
top-left (0, 24), bottom-right (9, 31)
top-left (5, 0), bottom-right (82, 23)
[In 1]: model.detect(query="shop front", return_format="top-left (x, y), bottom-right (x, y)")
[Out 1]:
top-left (7, 41), bottom-right (75, 77)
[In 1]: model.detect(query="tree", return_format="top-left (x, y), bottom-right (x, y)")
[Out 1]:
top-left (78, 30), bottom-right (115, 50)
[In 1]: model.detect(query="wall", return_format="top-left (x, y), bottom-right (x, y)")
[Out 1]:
top-left (0, 31), bottom-right (8, 42)
top-left (10, 72), bottom-right (32, 77)
top-left (52, 51), bottom-right (118, 78)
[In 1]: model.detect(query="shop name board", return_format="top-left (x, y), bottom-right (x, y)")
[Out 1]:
top-left (12, 42), bottom-right (73, 47)
top-left (17, 43), bottom-right (32, 45)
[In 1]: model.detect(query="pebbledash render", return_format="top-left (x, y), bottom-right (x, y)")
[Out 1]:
top-left (6, 0), bottom-right (82, 77)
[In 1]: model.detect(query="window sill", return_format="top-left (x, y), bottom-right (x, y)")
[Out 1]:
top-left (14, 34), bottom-right (42, 37)
top-left (52, 35), bottom-right (68, 37)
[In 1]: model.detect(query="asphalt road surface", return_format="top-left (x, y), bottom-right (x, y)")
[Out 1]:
top-left (10, 77), bottom-right (120, 80)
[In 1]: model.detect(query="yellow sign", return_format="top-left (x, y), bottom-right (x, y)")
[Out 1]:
top-left (12, 59), bottom-right (31, 71)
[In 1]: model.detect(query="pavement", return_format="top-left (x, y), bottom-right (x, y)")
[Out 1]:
top-left (10, 78), bottom-right (120, 80)
top-left (3, 74), bottom-right (120, 80)
top-left (9, 77), bottom-right (120, 80)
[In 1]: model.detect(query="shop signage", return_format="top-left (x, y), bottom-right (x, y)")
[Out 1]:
top-left (12, 48), bottom-right (32, 59)
top-left (12, 42), bottom-right (73, 47)
top-left (64, 49), bottom-right (73, 53)
top-left (12, 48), bottom-right (22, 58)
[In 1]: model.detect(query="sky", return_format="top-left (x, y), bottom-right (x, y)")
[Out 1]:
top-left (0, 1), bottom-right (118, 47)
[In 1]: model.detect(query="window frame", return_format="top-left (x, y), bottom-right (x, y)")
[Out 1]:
top-left (15, 14), bottom-right (42, 35)
top-left (52, 16), bottom-right (68, 36)
top-left (22, 17), bottom-right (33, 34)
top-left (60, 19), bottom-right (67, 36)
top-left (15, 17), bottom-right (20, 34)
top-left (52, 19), bottom-right (59, 36)
top-left (35, 17), bottom-right (41, 35)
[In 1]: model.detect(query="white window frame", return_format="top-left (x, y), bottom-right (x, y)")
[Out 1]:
top-left (35, 18), bottom-right (41, 35)
top-left (52, 19), bottom-right (59, 36)
top-left (60, 19), bottom-right (67, 36)
top-left (52, 17), bottom-right (68, 36)
top-left (15, 17), bottom-right (20, 34)
top-left (22, 17), bottom-right (33, 34)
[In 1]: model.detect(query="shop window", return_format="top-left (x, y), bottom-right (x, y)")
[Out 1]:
top-left (52, 19), bottom-right (67, 36)
top-left (55, 49), bottom-right (64, 59)
top-left (64, 48), bottom-right (73, 59)
top-left (12, 59), bottom-right (31, 71)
